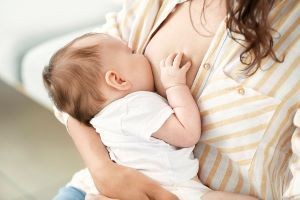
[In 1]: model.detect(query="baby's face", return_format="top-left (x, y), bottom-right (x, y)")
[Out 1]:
top-left (101, 35), bottom-right (155, 92)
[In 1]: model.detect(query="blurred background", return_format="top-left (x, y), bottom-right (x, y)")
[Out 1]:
top-left (0, 0), bottom-right (121, 199)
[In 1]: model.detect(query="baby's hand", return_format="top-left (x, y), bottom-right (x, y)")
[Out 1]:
top-left (160, 52), bottom-right (191, 90)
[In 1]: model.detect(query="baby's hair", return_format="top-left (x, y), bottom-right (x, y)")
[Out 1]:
top-left (43, 33), bottom-right (107, 126)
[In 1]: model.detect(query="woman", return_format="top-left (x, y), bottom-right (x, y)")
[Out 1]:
top-left (54, 0), bottom-right (299, 199)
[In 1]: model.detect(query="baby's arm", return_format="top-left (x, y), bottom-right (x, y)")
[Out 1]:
top-left (152, 52), bottom-right (201, 148)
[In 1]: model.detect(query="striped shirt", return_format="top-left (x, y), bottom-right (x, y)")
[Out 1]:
top-left (67, 0), bottom-right (299, 199)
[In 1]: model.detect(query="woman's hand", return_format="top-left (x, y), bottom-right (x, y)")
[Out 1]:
top-left (93, 163), bottom-right (179, 200)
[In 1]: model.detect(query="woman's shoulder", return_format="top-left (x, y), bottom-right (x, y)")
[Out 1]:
top-left (123, 0), bottom-right (186, 50)
top-left (270, 0), bottom-right (299, 28)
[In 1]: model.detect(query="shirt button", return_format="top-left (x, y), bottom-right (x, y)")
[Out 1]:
top-left (203, 63), bottom-right (211, 70)
top-left (238, 87), bottom-right (245, 95)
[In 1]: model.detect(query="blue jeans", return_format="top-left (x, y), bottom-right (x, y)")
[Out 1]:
top-left (53, 186), bottom-right (86, 200)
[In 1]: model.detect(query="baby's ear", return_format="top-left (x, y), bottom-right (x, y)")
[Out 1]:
top-left (104, 70), bottom-right (131, 91)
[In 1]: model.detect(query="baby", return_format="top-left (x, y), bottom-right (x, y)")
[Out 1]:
top-left (43, 33), bottom-right (256, 200)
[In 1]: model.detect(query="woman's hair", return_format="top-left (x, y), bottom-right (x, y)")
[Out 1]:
top-left (43, 33), bottom-right (106, 126)
top-left (197, 0), bottom-right (283, 76)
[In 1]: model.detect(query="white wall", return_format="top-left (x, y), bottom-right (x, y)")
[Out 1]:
top-left (0, 0), bottom-right (121, 86)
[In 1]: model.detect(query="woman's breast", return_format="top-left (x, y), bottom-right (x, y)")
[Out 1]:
top-left (144, 0), bottom-right (225, 97)
top-left (144, 30), bottom-right (210, 97)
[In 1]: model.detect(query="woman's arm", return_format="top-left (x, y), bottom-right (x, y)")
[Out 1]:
top-left (67, 116), bottom-right (179, 200)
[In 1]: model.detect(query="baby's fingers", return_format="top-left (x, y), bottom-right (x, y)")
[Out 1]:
top-left (160, 59), bottom-right (166, 68)
top-left (173, 53), bottom-right (183, 68)
top-left (165, 52), bottom-right (178, 67)
top-left (180, 61), bottom-right (192, 73)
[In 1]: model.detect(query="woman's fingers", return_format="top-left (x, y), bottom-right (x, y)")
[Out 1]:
top-left (85, 194), bottom-right (118, 200)
top-left (147, 187), bottom-right (179, 200)
top-left (92, 186), bottom-right (179, 200)
top-left (95, 164), bottom-right (158, 200)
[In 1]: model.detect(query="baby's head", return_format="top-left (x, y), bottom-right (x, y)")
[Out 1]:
top-left (43, 33), bottom-right (154, 125)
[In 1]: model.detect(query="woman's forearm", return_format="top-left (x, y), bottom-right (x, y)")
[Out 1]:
top-left (66, 116), bottom-right (179, 200)
top-left (67, 116), bottom-right (112, 185)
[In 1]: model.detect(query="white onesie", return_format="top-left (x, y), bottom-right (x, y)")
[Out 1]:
top-left (68, 91), bottom-right (210, 200)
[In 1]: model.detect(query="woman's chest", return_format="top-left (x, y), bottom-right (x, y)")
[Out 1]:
top-left (144, 0), bottom-right (226, 96)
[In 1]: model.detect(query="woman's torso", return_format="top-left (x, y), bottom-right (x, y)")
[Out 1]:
top-left (144, 0), bottom-right (226, 97)
top-left (127, 0), bottom-right (299, 199)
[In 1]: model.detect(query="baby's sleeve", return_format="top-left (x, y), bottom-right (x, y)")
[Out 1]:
top-left (121, 93), bottom-right (174, 140)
